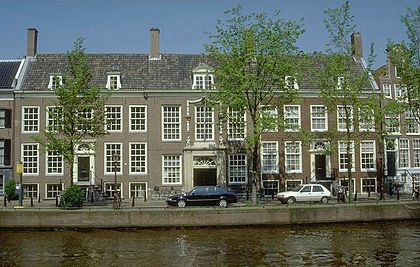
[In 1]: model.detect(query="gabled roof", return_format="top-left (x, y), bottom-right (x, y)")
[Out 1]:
top-left (0, 60), bottom-right (22, 89)
top-left (20, 53), bottom-right (373, 92)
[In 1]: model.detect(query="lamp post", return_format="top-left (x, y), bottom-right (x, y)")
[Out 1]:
top-left (112, 153), bottom-right (119, 198)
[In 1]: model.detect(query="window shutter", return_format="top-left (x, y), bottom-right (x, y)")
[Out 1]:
top-left (5, 109), bottom-right (11, 128)
top-left (4, 139), bottom-right (11, 166)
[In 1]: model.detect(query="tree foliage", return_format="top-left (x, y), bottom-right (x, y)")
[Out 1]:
top-left (206, 6), bottom-right (305, 205)
top-left (387, 7), bottom-right (420, 124)
top-left (35, 38), bottom-right (109, 185)
top-left (316, 1), bottom-right (378, 201)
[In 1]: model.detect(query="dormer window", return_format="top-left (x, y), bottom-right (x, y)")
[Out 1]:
top-left (48, 76), bottom-right (63, 90)
top-left (192, 64), bottom-right (214, 89)
top-left (106, 74), bottom-right (121, 90)
top-left (285, 76), bottom-right (299, 89)
top-left (193, 74), bottom-right (214, 89)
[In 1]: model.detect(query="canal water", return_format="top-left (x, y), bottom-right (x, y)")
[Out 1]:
top-left (1, 221), bottom-right (419, 266)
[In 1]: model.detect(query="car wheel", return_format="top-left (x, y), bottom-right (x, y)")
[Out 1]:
top-left (177, 200), bottom-right (186, 208)
top-left (321, 196), bottom-right (329, 204)
top-left (286, 197), bottom-right (296, 204)
top-left (219, 199), bottom-right (228, 208)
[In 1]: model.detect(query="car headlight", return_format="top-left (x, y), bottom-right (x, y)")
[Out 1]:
top-left (277, 194), bottom-right (284, 198)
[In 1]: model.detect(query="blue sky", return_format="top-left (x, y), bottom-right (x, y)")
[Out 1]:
top-left (0, 0), bottom-right (418, 68)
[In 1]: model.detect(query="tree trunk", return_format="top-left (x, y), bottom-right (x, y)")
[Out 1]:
top-left (251, 141), bottom-right (260, 206)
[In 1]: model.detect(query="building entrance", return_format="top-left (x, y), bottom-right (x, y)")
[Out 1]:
top-left (193, 168), bottom-right (217, 186)
top-left (315, 154), bottom-right (326, 180)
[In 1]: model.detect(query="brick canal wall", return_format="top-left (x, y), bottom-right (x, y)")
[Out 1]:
top-left (0, 203), bottom-right (419, 228)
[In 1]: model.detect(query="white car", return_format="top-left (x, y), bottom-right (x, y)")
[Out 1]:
top-left (277, 184), bottom-right (331, 204)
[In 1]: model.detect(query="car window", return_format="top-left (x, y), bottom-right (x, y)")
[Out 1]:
top-left (292, 185), bottom-right (303, 192)
top-left (301, 186), bottom-right (311, 193)
top-left (216, 187), bottom-right (227, 194)
top-left (192, 187), bottom-right (207, 195)
top-left (208, 186), bottom-right (217, 194)
top-left (313, 186), bottom-right (324, 192)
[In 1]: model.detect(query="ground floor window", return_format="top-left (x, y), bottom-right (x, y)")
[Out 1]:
top-left (285, 180), bottom-right (302, 191)
top-left (129, 182), bottom-right (147, 198)
top-left (361, 178), bottom-right (376, 194)
top-left (228, 154), bottom-right (247, 184)
top-left (0, 174), bottom-right (3, 195)
top-left (262, 180), bottom-right (279, 195)
top-left (339, 178), bottom-right (356, 194)
top-left (104, 182), bottom-right (122, 197)
top-left (162, 155), bottom-right (182, 185)
top-left (46, 183), bottom-right (62, 199)
top-left (23, 184), bottom-right (38, 198)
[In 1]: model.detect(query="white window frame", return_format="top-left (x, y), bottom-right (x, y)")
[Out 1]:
top-left (337, 105), bottom-right (353, 132)
top-left (338, 141), bottom-right (355, 172)
top-left (195, 106), bottom-right (214, 141)
top-left (228, 154), bottom-right (247, 184)
top-left (104, 182), bottom-right (122, 197)
top-left (405, 110), bottom-right (419, 135)
top-left (45, 183), bottom-right (63, 199)
top-left (285, 76), bottom-right (299, 89)
top-left (395, 66), bottom-right (400, 79)
top-left (261, 105), bottom-right (278, 132)
top-left (129, 142), bottom-right (147, 175)
top-left (129, 182), bottom-right (147, 199)
top-left (284, 105), bottom-right (300, 132)
top-left (394, 84), bottom-right (407, 102)
top-left (339, 178), bottom-right (356, 194)
top-left (193, 74), bottom-right (214, 89)
top-left (106, 74), bottom-right (121, 90)
top-left (162, 106), bottom-right (181, 141)
top-left (46, 106), bottom-right (63, 132)
top-left (359, 107), bottom-right (375, 132)
top-left (162, 155), bottom-right (182, 185)
top-left (361, 178), bottom-right (377, 194)
top-left (285, 141), bottom-right (302, 173)
top-left (337, 76), bottom-right (345, 90)
top-left (22, 106), bottom-right (39, 133)
top-left (413, 139), bottom-right (420, 168)
top-left (227, 108), bottom-right (246, 140)
top-left (385, 115), bottom-right (400, 135)
top-left (48, 75), bottom-right (63, 90)
top-left (129, 105), bottom-right (147, 132)
top-left (310, 105), bottom-right (327, 132)
top-left (46, 150), bottom-right (63, 176)
top-left (261, 141), bottom-right (279, 174)
top-left (383, 84), bottom-right (392, 99)
top-left (398, 139), bottom-right (410, 168)
top-left (105, 105), bottom-right (123, 132)
top-left (23, 184), bottom-right (39, 198)
top-left (104, 143), bottom-right (123, 175)
top-left (21, 143), bottom-right (39, 176)
top-left (360, 140), bottom-right (376, 172)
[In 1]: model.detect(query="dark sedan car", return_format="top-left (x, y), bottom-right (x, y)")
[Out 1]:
top-left (166, 186), bottom-right (237, 208)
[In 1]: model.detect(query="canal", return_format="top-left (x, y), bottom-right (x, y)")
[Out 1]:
top-left (1, 221), bottom-right (419, 266)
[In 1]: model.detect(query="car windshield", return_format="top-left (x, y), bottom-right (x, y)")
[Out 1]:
top-left (291, 185), bottom-right (303, 192)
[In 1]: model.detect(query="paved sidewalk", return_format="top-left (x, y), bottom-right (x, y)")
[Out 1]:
top-left (1, 193), bottom-right (418, 210)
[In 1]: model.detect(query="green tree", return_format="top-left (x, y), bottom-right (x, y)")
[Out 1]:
top-left (206, 6), bottom-right (305, 205)
top-left (35, 38), bottom-right (108, 186)
top-left (387, 7), bottom-right (420, 124)
top-left (317, 1), bottom-right (378, 202)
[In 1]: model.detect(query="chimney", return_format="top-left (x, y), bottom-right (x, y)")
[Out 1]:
top-left (149, 28), bottom-right (160, 60)
top-left (351, 32), bottom-right (363, 59)
top-left (27, 28), bottom-right (38, 57)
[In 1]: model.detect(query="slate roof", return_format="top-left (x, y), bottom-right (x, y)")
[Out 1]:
top-left (0, 60), bottom-right (21, 89)
top-left (21, 53), bottom-right (372, 91)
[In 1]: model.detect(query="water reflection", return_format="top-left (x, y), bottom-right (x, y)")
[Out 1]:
top-left (1, 221), bottom-right (419, 266)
